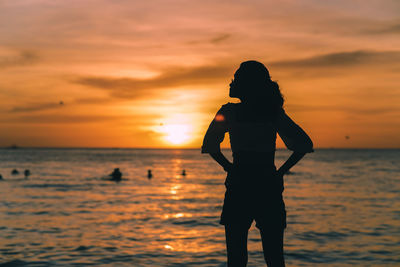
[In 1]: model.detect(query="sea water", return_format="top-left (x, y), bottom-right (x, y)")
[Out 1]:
top-left (0, 148), bottom-right (399, 266)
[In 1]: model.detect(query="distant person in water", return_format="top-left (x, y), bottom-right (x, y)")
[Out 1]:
top-left (109, 168), bottom-right (122, 181)
top-left (181, 169), bottom-right (186, 176)
top-left (11, 169), bottom-right (19, 175)
top-left (24, 169), bottom-right (31, 179)
top-left (0, 174), bottom-right (3, 180)
top-left (147, 169), bottom-right (152, 179)
top-left (202, 60), bottom-right (313, 267)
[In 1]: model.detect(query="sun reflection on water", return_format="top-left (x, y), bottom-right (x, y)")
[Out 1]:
top-left (164, 245), bottom-right (174, 250)
top-left (163, 213), bottom-right (192, 219)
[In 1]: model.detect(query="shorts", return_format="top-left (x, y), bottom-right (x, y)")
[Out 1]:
top-left (219, 166), bottom-right (286, 230)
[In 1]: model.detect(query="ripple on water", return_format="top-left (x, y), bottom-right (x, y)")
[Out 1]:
top-left (74, 245), bottom-right (93, 251)
top-left (0, 259), bottom-right (51, 267)
top-left (171, 219), bottom-right (218, 227)
top-left (296, 230), bottom-right (349, 244)
top-left (22, 183), bottom-right (93, 192)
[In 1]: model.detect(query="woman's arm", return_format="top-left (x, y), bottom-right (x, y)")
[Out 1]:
top-left (277, 151), bottom-right (306, 176)
top-left (202, 105), bottom-right (232, 171)
top-left (209, 151), bottom-right (233, 172)
top-left (276, 109), bottom-right (313, 176)
top-left (276, 109), bottom-right (313, 154)
top-left (210, 149), bottom-right (306, 175)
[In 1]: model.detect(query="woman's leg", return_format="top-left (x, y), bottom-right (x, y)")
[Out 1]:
top-left (260, 227), bottom-right (285, 267)
top-left (225, 224), bottom-right (249, 267)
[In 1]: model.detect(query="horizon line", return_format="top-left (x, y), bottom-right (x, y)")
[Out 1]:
top-left (1, 146), bottom-right (399, 150)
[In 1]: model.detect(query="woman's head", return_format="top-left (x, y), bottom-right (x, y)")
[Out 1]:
top-left (229, 60), bottom-right (284, 109)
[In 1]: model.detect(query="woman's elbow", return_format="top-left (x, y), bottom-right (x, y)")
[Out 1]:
top-left (294, 138), bottom-right (314, 154)
top-left (201, 144), bottom-right (221, 154)
top-left (303, 138), bottom-right (314, 153)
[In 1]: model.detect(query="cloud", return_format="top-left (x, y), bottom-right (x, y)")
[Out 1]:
top-left (11, 101), bottom-right (64, 113)
top-left (73, 97), bottom-right (111, 105)
top-left (1, 114), bottom-right (131, 124)
top-left (187, 33), bottom-right (232, 45)
top-left (74, 63), bottom-right (233, 99)
top-left (210, 33), bottom-right (231, 44)
top-left (270, 50), bottom-right (400, 69)
top-left (11, 98), bottom-right (115, 113)
top-left (0, 51), bottom-right (38, 68)
top-left (287, 103), bottom-right (399, 115)
top-left (362, 23), bottom-right (400, 35)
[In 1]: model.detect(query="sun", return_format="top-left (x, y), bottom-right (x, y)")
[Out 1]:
top-left (150, 113), bottom-right (195, 146)
top-left (162, 124), bottom-right (191, 145)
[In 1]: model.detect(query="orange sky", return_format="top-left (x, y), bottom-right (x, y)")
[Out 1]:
top-left (0, 0), bottom-right (399, 148)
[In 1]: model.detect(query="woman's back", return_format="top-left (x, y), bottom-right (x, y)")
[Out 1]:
top-left (202, 102), bottom-right (313, 163)
top-left (225, 102), bottom-right (278, 154)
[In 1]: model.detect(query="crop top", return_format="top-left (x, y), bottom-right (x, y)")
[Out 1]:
top-left (201, 102), bottom-right (313, 154)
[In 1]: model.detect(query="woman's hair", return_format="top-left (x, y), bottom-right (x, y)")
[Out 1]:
top-left (230, 60), bottom-right (284, 112)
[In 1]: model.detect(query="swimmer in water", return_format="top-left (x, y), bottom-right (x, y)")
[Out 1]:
top-left (109, 168), bottom-right (122, 181)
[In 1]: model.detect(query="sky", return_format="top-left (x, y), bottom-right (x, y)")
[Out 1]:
top-left (0, 0), bottom-right (399, 148)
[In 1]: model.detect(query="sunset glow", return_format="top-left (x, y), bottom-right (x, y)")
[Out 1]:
top-left (0, 0), bottom-right (399, 148)
top-left (162, 124), bottom-right (191, 145)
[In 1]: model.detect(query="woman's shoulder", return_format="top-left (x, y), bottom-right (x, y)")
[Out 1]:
top-left (220, 102), bottom-right (239, 111)
top-left (218, 102), bottom-right (239, 116)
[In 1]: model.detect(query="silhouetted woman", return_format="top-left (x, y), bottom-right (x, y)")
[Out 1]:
top-left (202, 61), bottom-right (313, 266)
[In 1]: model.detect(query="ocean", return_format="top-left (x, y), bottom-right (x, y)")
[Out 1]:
top-left (0, 148), bottom-right (399, 266)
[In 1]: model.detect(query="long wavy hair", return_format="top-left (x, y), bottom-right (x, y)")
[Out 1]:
top-left (229, 60), bottom-right (284, 116)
